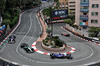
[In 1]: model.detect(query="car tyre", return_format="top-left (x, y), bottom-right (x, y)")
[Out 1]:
top-left (51, 56), bottom-right (55, 59)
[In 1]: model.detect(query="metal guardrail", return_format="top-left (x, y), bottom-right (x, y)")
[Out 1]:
top-left (0, 57), bottom-right (19, 66)
top-left (63, 26), bottom-right (94, 41)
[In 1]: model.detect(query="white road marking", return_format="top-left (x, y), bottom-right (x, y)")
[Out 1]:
top-left (11, 62), bottom-right (18, 65)
top-left (36, 14), bottom-right (42, 41)
top-left (84, 62), bottom-right (96, 66)
top-left (16, 10), bottom-right (35, 62)
top-left (69, 51), bottom-right (75, 53)
top-left (37, 50), bottom-right (44, 54)
top-left (35, 44), bottom-right (94, 64)
top-left (3, 8), bottom-right (94, 65)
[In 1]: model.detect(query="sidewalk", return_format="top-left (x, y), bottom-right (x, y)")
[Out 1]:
top-left (37, 12), bottom-right (47, 41)
top-left (65, 24), bottom-right (89, 37)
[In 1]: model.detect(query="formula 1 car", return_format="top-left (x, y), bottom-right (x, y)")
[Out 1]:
top-left (8, 35), bottom-right (16, 44)
top-left (50, 53), bottom-right (73, 59)
top-left (20, 43), bottom-right (35, 53)
top-left (61, 32), bottom-right (70, 37)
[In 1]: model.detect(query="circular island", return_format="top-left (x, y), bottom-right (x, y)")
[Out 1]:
top-left (42, 35), bottom-right (66, 52)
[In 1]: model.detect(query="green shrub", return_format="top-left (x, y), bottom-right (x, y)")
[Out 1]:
top-left (43, 40), bottom-right (46, 45)
top-left (46, 37), bottom-right (50, 40)
top-left (55, 39), bottom-right (63, 47)
top-left (99, 37), bottom-right (100, 41)
top-left (50, 43), bottom-right (53, 45)
top-left (43, 35), bottom-right (64, 47)
top-left (53, 36), bottom-right (59, 39)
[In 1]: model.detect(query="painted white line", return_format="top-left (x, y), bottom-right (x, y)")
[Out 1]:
top-left (22, 65), bottom-right (30, 66)
top-left (72, 48), bottom-right (75, 50)
top-left (31, 41), bottom-right (76, 55)
top-left (11, 62), bottom-right (18, 65)
top-left (69, 51), bottom-right (75, 53)
top-left (16, 10), bottom-right (35, 62)
top-left (37, 50), bottom-right (44, 54)
top-left (33, 47), bottom-right (37, 49)
top-left (84, 62), bottom-right (96, 66)
top-left (32, 42), bottom-right (36, 45)
top-left (34, 44), bottom-right (94, 64)
top-left (36, 14), bottom-right (43, 41)
top-left (0, 13), bottom-right (22, 52)
top-left (47, 53), bottom-right (50, 55)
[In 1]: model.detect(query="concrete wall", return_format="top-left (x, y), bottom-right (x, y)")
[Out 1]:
top-left (88, 0), bottom-right (100, 27)
top-left (75, 0), bottom-right (80, 25)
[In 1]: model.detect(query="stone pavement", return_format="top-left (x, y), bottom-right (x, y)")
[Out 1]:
top-left (37, 12), bottom-right (47, 42)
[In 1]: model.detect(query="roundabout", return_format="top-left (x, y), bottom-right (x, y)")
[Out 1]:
top-left (31, 41), bottom-right (76, 55)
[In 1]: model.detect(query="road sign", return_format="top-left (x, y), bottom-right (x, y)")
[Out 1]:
top-left (52, 9), bottom-right (68, 20)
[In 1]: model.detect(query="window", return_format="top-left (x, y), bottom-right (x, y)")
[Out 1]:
top-left (92, 4), bottom-right (99, 8)
top-left (69, 5), bottom-right (75, 7)
top-left (62, 3), bottom-right (64, 5)
top-left (59, 3), bottom-right (61, 6)
top-left (91, 12), bottom-right (98, 16)
top-left (91, 20), bottom-right (98, 23)
top-left (70, 9), bottom-right (75, 10)
top-left (66, 3), bottom-right (68, 5)
top-left (81, 0), bottom-right (89, 2)
top-left (69, 2), bottom-right (75, 4)
top-left (81, 6), bottom-right (88, 9)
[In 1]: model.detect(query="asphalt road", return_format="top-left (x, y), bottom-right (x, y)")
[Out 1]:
top-left (0, 2), bottom-right (100, 66)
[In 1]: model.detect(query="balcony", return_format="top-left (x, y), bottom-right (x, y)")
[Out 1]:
top-left (80, 2), bottom-right (89, 6)
top-left (80, 22), bottom-right (88, 26)
top-left (80, 15), bottom-right (88, 20)
top-left (80, 8), bottom-right (89, 12)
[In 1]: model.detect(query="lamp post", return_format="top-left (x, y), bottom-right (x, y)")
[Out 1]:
top-left (50, 6), bottom-right (54, 41)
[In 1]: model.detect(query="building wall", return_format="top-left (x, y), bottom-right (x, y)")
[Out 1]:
top-left (76, 0), bottom-right (100, 27)
top-left (59, 0), bottom-right (75, 15)
top-left (68, 0), bottom-right (76, 14)
top-left (59, 0), bottom-right (68, 9)
top-left (75, 0), bottom-right (100, 36)
top-left (88, 0), bottom-right (100, 27)
top-left (75, 0), bottom-right (80, 26)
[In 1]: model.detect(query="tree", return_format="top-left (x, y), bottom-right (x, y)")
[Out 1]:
top-left (46, 27), bottom-right (51, 34)
top-left (55, 39), bottom-right (63, 47)
top-left (55, 2), bottom-right (60, 9)
top-left (3, 19), bottom-right (11, 25)
top-left (2, 19), bottom-right (11, 33)
top-left (5, 0), bottom-right (16, 8)
top-left (64, 19), bottom-right (72, 25)
top-left (54, 0), bottom-right (59, 2)
top-left (88, 27), bottom-right (100, 37)
top-left (0, 0), bottom-right (6, 13)
top-left (67, 15), bottom-right (75, 20)
top-left (42, 7), bottom-right (53, 18)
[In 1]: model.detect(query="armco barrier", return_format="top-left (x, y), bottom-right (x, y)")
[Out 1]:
top-left (88, 62), bottom-right (100, 66)
top-left (0, 16), bottom-right (19, 43)
top-left (0, 58), bottom-right (19, 66)
top-left (0, 4), bottom-right (48, 66)
top-left (63, 26), bottom-right (93, 41)
top-left (0, 58), bottom-right (3, 66)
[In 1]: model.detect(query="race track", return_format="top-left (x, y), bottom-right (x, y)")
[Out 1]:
top-left (0, 2), bottom-right (100, 66)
